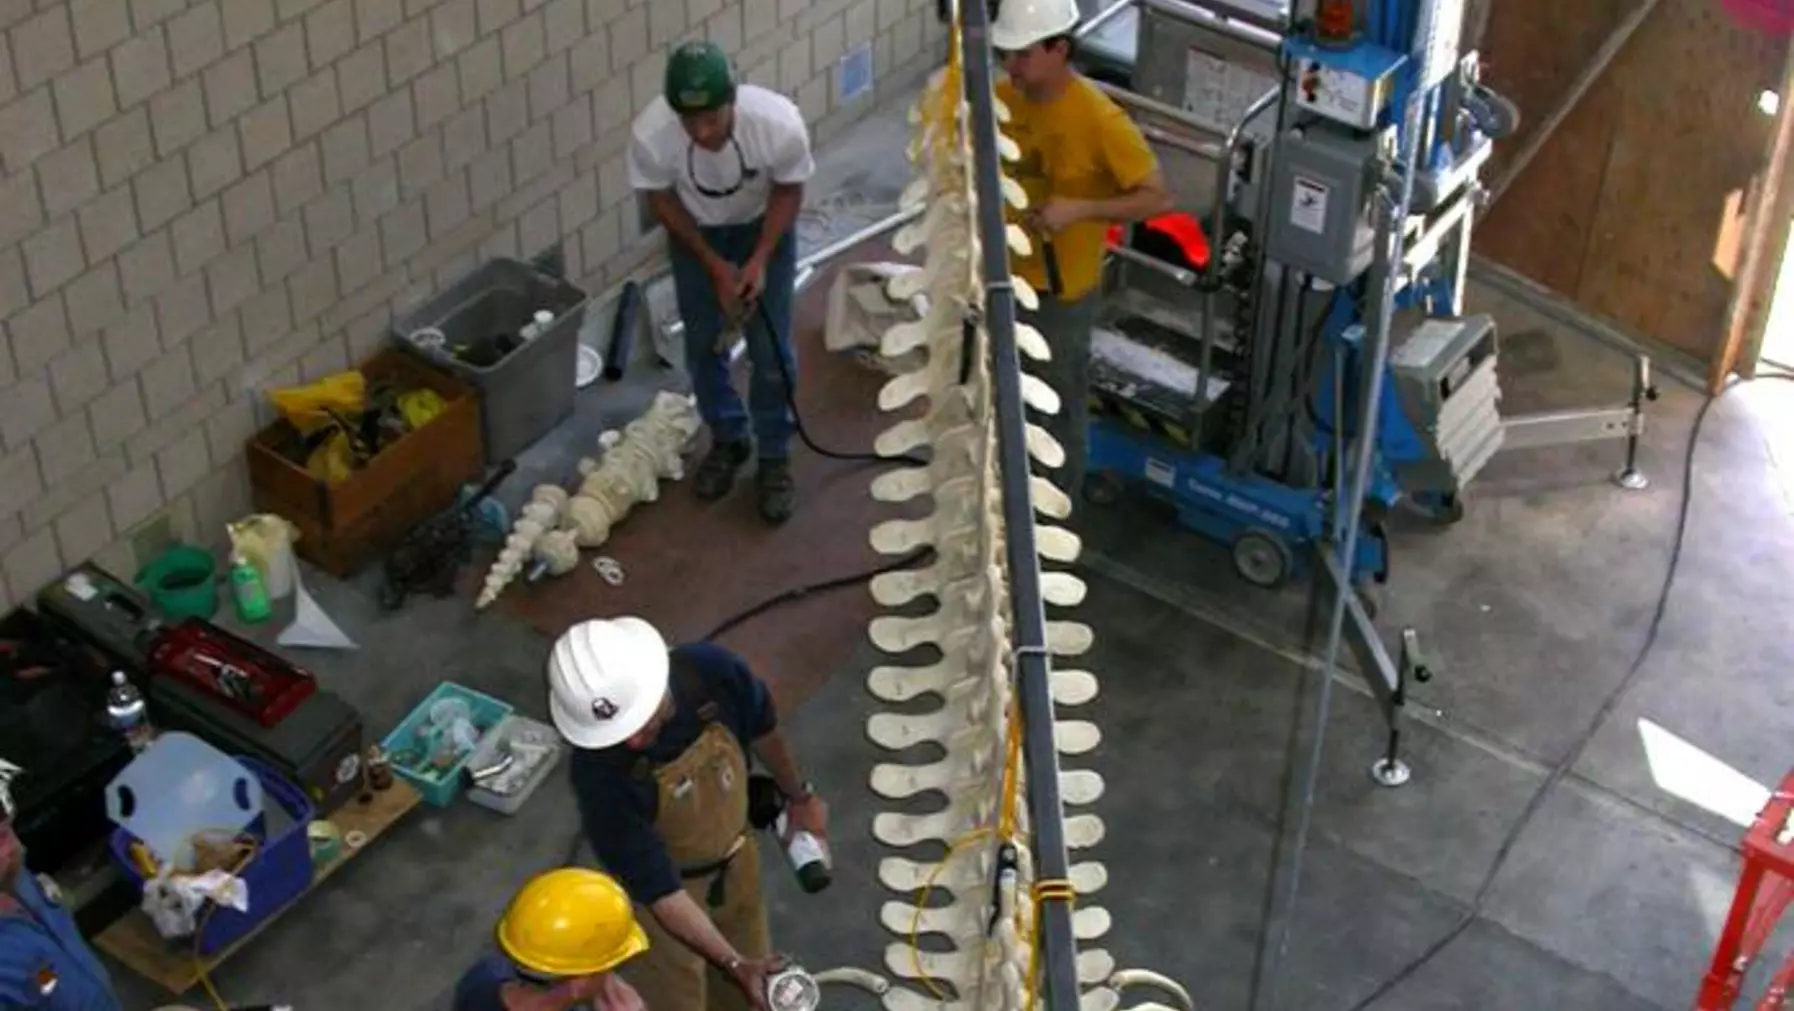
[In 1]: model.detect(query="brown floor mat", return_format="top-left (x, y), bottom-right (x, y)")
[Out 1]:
top-left (485, 240), bottom-right (921, 711)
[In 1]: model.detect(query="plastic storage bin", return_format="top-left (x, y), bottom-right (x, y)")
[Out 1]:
top-left (105, 732), bottom-right (265, 873)
top-left (379, 682), bottom-right (514, 807)
top-left (391, 257), bottom-right (590, 464)
top-left (109, 756), bottom-right (316, 956)
top-left (464, 714), bottom-right (564, 816)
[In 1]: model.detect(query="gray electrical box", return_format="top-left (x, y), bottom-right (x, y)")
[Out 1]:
top-left (1262, 121), bottom-right (1383, 285)
top-left (1388, 313), bottom-right (1505, 494)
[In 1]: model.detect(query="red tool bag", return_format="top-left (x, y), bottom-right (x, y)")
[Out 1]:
top-left (1108, 212), bottom-right (1212, 272)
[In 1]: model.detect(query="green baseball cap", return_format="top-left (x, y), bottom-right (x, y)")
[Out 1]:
top-left (665, 41), bottom-right (737, 114)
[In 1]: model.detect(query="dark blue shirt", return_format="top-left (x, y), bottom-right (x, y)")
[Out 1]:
top-left (0, 869), bottom-right (121, 1010)
top-left (569, 643), bottom-right (777, 906)
top-left (451, 953), bottom-right (517, 1011)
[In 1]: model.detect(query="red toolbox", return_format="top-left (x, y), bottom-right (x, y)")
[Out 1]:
top-left (148, 620), bottom-right (315, 727)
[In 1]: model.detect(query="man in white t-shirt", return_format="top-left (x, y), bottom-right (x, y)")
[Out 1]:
top-left (628, 41), bottom-right (815, 524)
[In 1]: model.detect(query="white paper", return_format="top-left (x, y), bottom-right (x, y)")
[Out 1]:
top-left (1182, 47), bottom-right (1280, 132)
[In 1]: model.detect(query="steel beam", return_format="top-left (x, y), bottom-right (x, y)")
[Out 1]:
top-left (958, 3), bottom-right (1086, 1009)
top-left (1483, 0), bottom-right (1664, 209)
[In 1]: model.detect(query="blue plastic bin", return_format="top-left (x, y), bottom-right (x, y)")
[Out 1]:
top-left (109, 756), bottom-right (316, 956)
top-left (379, 681), bottom-right (514, 807)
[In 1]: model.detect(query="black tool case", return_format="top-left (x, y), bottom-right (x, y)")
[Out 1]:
top-left (148, 675), bottom-right (368, 815)
top-left (34, 563), bottom-right (165, 673)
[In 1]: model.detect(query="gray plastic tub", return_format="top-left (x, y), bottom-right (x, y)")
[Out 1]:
top-left (392, 257), bottom-right (589, 464)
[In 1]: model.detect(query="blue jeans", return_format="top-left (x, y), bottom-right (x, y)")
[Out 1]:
top-left (669, 220), bottom-right (798, 461)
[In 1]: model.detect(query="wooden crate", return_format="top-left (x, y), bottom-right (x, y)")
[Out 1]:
top-left (244, 348), bottom-right (486, 578)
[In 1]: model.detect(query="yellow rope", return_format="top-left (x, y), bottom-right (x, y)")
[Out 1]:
top-left (1024, 879), bottom-right (1078, 1009)
top-left (907, 826), bottom-right (993, 999)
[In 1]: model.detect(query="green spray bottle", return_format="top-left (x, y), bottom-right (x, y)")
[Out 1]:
top-left (229, 552), bottom-right (272, 624)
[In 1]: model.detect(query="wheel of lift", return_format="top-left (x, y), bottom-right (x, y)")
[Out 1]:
top-left (1232, 529), bottom-right (1292, 589)
top-left (1082, 470), bottom-right (1124, 507)
top-left (1410, 492), bottom-right (1466, 526)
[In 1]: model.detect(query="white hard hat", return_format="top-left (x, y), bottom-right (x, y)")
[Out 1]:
top-left (546, 617), bottom-right (671, 749)
top-left (990, 0), bottom-right (1081, 51)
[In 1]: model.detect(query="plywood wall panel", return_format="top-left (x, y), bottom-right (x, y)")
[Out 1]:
top-left (1573, 0), bottom-right (1783, 358)
top-left (1472, 0), bottom-right (1788, 362)
top-left (1475, 0), bottom-right (1630, 182)
top-left (1472, 75), bottom-right (1624, 298)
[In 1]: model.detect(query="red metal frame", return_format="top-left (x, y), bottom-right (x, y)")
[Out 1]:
top-left (1697, 771), bottom-right (1794, 1010)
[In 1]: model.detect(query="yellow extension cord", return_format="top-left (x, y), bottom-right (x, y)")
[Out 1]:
top-left (906, 694), bottom-right (1075, 1009)
top-left (137, 828), bottom-right (263, 1011)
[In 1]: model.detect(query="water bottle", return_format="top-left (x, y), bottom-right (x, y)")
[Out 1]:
top-left (774, 811), bottom-right (831, 894)
top-left (520, 309), bottom-right (555, 340)
top-left (106, 671), bottom-right (156, 753)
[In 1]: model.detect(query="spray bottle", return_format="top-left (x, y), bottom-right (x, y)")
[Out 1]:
top-left (230, 552), bottom-right (272, 624)
top-left (748, 776), bottom-right (832, 893)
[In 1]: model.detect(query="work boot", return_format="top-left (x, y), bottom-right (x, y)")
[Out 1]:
top-left (755, 458), bottom-right (796, 524)
top-left (693, 439), bottom-right (751, 501)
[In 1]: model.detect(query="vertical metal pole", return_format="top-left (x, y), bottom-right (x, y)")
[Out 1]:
top-left (1249, 2), bottom-right (1443, 1007)
top-left (1614, 355), bottom-right (1651, 489)
top-left (957, 2), bottom-right (1083, 1008)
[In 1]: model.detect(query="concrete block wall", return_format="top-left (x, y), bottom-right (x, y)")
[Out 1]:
top-left (0, 0), bottom-right (947, 611)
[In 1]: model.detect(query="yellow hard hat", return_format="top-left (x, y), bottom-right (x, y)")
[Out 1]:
top-left (495, 868), bottom-right (650, 977)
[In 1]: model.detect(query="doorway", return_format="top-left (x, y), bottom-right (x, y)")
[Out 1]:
top-left (1761, 212), bottom-right (1794, 369)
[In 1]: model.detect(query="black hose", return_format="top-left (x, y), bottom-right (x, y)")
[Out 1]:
top-left (563, 276), bottom-right (939, 866)
top-left (1343, 370), bottom-right (1794, 1009)
top-left (750, 296), bottom-right (929, 468)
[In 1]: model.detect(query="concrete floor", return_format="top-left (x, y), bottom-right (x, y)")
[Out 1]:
top-left (100, 93), bottom-right (1794, 1010)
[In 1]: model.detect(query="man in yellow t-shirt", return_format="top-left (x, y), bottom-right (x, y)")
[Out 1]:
top-left (990, 0), bottom-right (1170, 499)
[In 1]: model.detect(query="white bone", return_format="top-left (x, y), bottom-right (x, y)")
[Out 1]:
top-left (1001, 174), bottom-right (1028, 210)
top-left (1059, 768), bottom-right (1104, 805)
top-left (881, 892), bottom-right (1109, 945)
top-left (1056, 720), bottom-right (1102, 753)
top-left (1031, 475), bottom-right (1072, 519)
top-left (1027, 423), bottom-right (1066, 469)
top-left (880, 987), bottom-right (967, 1011)
top-left (1109, 969), bottom-right (1196, 1011)
top-left (1037, 526), bottom-right (1083, 563)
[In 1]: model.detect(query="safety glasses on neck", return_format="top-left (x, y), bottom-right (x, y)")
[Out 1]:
top-left (688, 136), bottom-right (760, 198)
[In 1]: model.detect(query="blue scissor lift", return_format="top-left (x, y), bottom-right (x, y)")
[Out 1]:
top-left (1058, 0), bottom-right (1583, 782)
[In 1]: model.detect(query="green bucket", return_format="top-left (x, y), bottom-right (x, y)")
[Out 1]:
top-left (135, 544), bottom-right (220, 621)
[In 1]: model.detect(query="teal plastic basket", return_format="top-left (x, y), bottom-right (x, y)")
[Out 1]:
top-left (379, 682), bottom-right (514, 807)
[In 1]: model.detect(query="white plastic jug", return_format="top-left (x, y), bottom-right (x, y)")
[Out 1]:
top-left (106, 732), bottom-right (264, 871)
top-left (227, 514), bottom-right (298, 600)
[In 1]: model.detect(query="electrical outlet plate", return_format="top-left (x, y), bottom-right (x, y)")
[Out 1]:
top-left (129, 512), bottom-right (176, 572)
top-left (839, 42), bottom-right (874, 104)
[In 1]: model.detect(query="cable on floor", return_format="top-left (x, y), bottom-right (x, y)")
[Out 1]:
top-left (564, 282), bottom-right (938, 865)
top-left (1342, 370), bottom-right (1794, 1009)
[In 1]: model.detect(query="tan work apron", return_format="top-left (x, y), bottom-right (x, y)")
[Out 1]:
top-left (622, 720), bottom-right (772, 1011)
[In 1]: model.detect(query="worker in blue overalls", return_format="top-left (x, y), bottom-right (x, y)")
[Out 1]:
top-left (0, 759), bottom-right (124, 1011)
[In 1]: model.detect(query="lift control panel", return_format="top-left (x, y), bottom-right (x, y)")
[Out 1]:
top-left (1284, 36), bottom-right (1405, 130)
